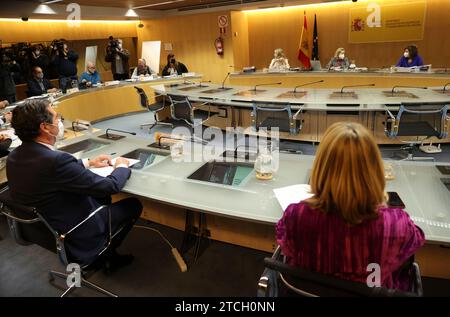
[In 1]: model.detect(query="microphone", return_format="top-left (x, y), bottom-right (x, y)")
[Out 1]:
top-left (158, 135), bottom-right (184, 147)
top-left (254, 82), bottom-right (282, 91)
top-left (220, 72), bottom-right (231, 89)
top-left (292, 80), bottom-right (324, 93)
top-left (442, 83), bottom-right (450, 93)
top-left (391, 85), bottom-right (427, 96)
top-left (340, 84), bottom-right (375, 94)
top-left (198, 80), bottom-right (211, 87)
top-left (106, 128), bottom-right (136, 139)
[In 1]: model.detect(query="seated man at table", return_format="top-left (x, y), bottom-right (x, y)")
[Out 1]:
top-left (27, 66), bottom-right (58, 97)
top-left (131, 58), bottom-right (155, 79)
top-left (79, 61), bottom-right (101, 88)
top-left (7, 99), bottom-right (143, 270)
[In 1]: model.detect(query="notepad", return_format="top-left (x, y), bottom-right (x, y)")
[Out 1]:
top-left (273, 184), bottom-right (313, 210)
top-left (90, 158), bottom-right (140, 177)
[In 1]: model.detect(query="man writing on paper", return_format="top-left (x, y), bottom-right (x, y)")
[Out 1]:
top-left (7, 99), bottom-right (142, 271)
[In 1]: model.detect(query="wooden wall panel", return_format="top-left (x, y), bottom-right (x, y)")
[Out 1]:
top-left (230, 11), bottom-right (250, 71)
top-left (137, 12), bottom-right (234, 84)
top-left (0, 20), bottom-right (137, 43)
top-left (246, 0), bottom-right (450, 70)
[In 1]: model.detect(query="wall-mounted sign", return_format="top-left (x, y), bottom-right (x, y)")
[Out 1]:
top-left (349, 0), bottom-right (426, 43)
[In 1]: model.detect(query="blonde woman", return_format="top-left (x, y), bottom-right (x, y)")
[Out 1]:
top-left (326, 47), bottom-right (350, 70)
top-left (276, 122), bottom-right (425, 291)
top-left (269, 48), bottom-right (290, 71)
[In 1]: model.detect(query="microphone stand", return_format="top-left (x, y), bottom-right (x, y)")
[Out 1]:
top-left (219, 72), bottom-right (231, 89)
top-left (340, 84), bottom-right (375, 94)
top-left (292, 80), bottom-right (324, 93)
top-left (391, 85), bottom-right (427, 96)
top-left (253, 82), bottom-right (282, 92)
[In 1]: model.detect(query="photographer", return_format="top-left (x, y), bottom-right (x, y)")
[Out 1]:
top-left (51, 40), bottom-right (79, 92)
top-left (0, 49), bottom-right (20, 104)
top-left (105, 36), bottom-right (130, 80)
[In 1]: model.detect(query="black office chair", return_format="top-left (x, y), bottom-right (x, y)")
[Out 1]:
top-left (251, 101), bottom-right (303, 135)
top-left (385, 102), bottom-right (449, 161)
top-left (0, 185), bottom-right (128, 297)
top-left (134, 86), bottom-right (173, 132)
top-left (257, 246), bottom-right (423, 297)
top-left (167, 94), bottom-right (198, 130)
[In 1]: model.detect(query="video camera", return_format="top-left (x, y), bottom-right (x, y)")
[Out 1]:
top-left (51, 39), bottom-right (66, 53)
top-left (108, 36), bottom-right (121, 50)
top-left (0, 47), bottom-right (17, 64)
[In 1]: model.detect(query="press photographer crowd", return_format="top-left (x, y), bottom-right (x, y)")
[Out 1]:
top-left (0, 36), bottom-right (137, 101)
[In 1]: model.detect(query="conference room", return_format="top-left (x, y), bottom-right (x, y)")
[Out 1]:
top-left (0, 0), bottom-right (449, 300)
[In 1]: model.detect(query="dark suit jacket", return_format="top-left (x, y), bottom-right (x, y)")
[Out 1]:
top-left (6, 141), bottom-right (131, 265)
top-left (27, 78), bottom-right (54, 97)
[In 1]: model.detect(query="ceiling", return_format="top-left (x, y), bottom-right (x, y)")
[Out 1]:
top-left (17, 0), bottom-right (267, 11)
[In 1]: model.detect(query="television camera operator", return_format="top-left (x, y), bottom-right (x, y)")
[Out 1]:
top-left (105, 36), bottom-right (130, 80)
top-left (50, 39), bottom-right (79, 92)
top-left (0, 48), bottom-right (21, 104)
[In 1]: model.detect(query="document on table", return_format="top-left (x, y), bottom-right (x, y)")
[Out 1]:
top-left (90, 158), bottom-right (140, 177)
top-left (273, 184), bottom-right (313, 211)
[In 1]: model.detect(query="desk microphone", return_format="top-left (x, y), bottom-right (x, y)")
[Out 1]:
top-left (442, 83), bottom-right (450, 93)
top-left (198, 80), bottom-right (211, 87)
top-left (340, 84), bottom-right (375, 94)
top-left (106, 128), bottom-right (136, 139)
top-left (183, 79), bottom-right (194, 85)
top-left (220, 72), bottom-right (231, 89)
top-left (292, 80), bottom-right (324, 93)
top-left (253, 82), bottom-right (282, 91)
top-left (391, 85), bottom-right (427, 95)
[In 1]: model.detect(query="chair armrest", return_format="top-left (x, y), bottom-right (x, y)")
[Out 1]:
top-left (292, 106), bottom-right (304, 120)
top-left (384, 109), bottom-right (399, 137)
top-left (1, 210), bottom-right (40, 224)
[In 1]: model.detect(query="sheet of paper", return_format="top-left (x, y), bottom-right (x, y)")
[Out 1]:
top-left (89, 158), bottom-right (140, 177)
top-left (273, 184), bottom-right (313, 211)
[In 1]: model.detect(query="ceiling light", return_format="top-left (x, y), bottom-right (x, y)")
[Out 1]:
top-left (132, 0), bottom-right (185, 10)
top-left (125, 9), bottom-right (139, 17)
top-left (33, 4), bottom-right (57, 15)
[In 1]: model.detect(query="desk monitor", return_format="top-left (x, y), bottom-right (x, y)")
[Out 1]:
top-left (59, 139), bottom-right (109, 155)
top-left (441, 178), bottom-right (450, 192)
top-left (201, 88), bottom-right (233, 94)
top-left (188, 161), bottom-right (254, 186)
top-left (178, 86), bottom-right (205, 91)
top-left (329, 92), bottom-right (358, 99)
top-left (123, 149), bottom-right (168, 170)
top-left (234, 90), bottom-right (266, 97)
top-left (276, 91), bottom-right (307, 99)
top-left (437, 165), bottom-right (450, 175)
top-left (382, 91), bottom-right (419, 98)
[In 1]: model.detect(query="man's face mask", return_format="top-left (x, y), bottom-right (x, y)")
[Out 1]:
top-left (47, 119), bottom-right (65, 141)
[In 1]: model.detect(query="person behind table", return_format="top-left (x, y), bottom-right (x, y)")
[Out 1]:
top-left (268, 48), bottom-right (290, 71)
top-left (396, 45), bottom-right (424, 68)
top-left (131, 58), bottom-right (156, 79)
top-left (162, 54), bottom-right (188, 76)
top-left (79, 61), bottom-right (101, 88)
top-left (276, 122), bottom-right (425, 292)
top-left (7, 99), bottom-right (143, 269)
top-left (27, 66), bottom-right (58, 97)
top-left (326, 47), bottom-right (350, 70)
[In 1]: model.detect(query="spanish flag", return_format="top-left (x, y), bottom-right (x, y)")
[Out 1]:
top-left (298, 12), bottom-right (311, 69)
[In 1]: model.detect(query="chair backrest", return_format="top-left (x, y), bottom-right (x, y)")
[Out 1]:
top-left (134, 86), bottom-right (149, 110)
top-left (252, 101), bottom-right (301, 134)
top-left (385, 102), bottom-right (449, 139)
top-left (258, 247), bottom-right (423, 297)
top-left (167, 94), bottom-right (194, 125)
top-left (0, 186), bottom-right (58, 255)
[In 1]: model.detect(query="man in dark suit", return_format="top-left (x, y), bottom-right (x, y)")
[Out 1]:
top-left (7, 99), bottom-right (142, 269)
top-left (27, 66), bottom-right (58, 97)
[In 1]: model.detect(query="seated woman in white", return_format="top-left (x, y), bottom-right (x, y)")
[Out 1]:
top-left (269, 48), bottom-right (290, 71)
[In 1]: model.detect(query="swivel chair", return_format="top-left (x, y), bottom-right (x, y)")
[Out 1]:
top-left (385, 102), bottom-right (449, 161)
top-left (0, 185), bottom-right (129, 297)
top-left (251, 101), bottom-right (304, 153)
top-left (257, 246), bottom-right (423, 297)
top-left (134, 86), bottom-right (173, 132)
top-left (166, 94), bottom-right (197, 130)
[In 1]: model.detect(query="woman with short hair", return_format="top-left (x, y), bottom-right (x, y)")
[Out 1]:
top-left (396, 45), bottom-right (424, 67)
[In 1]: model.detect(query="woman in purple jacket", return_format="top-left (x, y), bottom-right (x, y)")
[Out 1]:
top-left (396, 45), bottom-right (424, 67)
top-left (276, 122), bottom-right (425, 291)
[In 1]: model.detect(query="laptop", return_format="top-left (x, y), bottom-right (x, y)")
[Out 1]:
top-left (310, 60), bottom-right (322, 71)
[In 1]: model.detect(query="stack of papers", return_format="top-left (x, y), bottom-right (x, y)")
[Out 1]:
top-left (90, 158), bottom-right (140, 177)
top-left (273, 184), bottom-right (313, 210)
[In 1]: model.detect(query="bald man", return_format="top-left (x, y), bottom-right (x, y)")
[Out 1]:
top-left (27, 67), bottom-right (57, 97)
top-left (131, 58), bottom-right (155, 79)
top-left (79, 61), bottom-right (101, 87)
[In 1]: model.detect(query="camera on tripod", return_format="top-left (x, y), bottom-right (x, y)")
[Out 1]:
top-left (51, 39), bottom-right (66, 54)
top-left (108, 36), bottom-right (120, 50)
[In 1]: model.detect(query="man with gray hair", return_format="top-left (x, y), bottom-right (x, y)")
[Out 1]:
top-left (79, 61), bottom-right (101, 88)
top-left (131, 58), bottom-right (156, 79)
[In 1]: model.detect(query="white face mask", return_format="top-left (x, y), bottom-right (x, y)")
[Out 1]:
top-left (47, 119), bottom-right (65, 141)
top-left (404, 52), bottom-right (409, 58)
top-left (339, 53), bottom-right (345, 59)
